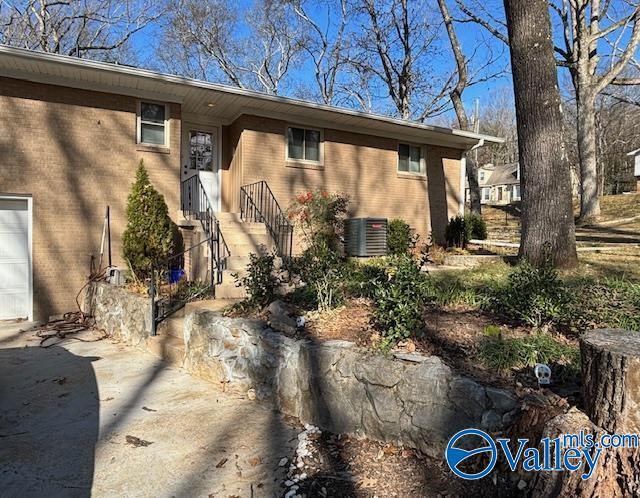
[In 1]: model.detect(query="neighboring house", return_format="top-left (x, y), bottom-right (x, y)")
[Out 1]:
top-left (466, 163), bottom-right (521, 205)
top-left (627, 148), bottom-right (640, 191)
top-left (0, 46), bottom-right (502, 321)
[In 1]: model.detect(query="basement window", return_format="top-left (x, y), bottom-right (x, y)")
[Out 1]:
top-left (286, 126), bottom-right (322, 163)
top-left (398, 143), bottom-right (424, 174)
top-left (137, 101), bottom-right (169, 147)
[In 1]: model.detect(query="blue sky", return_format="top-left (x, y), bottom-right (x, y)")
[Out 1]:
top-left (129, 1), bottom-right (600, 124)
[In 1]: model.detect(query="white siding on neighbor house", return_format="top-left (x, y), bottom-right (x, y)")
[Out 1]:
top-left (635, 155), bottom-right (640, 177)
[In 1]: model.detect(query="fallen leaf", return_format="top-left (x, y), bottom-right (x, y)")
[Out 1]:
top-left (215, 458), bottom-right (228, 468)
top-left (248, 456), bottom-right (262, 467)
top-left (142, 406), bottom-right (157, 412)
top-left (125, 435), bottom-right (153, 447)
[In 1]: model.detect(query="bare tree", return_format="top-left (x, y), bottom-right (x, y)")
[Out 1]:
top-left (160, 0), bottom-right (302, 94)
top-left (350, 0), bottom-right (452, 119)
top-left (437, 0), bottom-right (507, 213)
top-left (287, 0), bottom-right (349, 104)
top-left (475, 90), bottom-right (518, 165)
top-left (456, 0), bottom-right (640, 222)
top-left (0, 0), bottom-right (164, 61)
top-left (550, 0), bottom-right (640, 222)
top-left (504, 0), bottom-right (577, 267)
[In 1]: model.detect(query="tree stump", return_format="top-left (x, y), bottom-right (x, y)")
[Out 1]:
top-left (581, 329), bottom-right (640, 433)
top-left (531, 330), bottom-right (640, 497)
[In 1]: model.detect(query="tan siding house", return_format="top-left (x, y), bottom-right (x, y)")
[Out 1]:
top-left (0, 46), bottom-right (501, 321)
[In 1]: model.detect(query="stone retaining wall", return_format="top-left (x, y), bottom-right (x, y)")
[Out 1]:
top-left (85, 282), bottom-right (151, 345)
top-left (184, 310), bottom-right (518, 456)
top-left (88, 282), bottom-right (518, 456)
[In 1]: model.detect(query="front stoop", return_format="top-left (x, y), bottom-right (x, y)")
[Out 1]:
top-left (216, 213), bottom-right (275, 299)
top-left (176, 211), bottom-right (275, 300)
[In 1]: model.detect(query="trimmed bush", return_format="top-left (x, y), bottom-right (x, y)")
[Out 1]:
top-left (234, 249), bottom-right (280, 307)
top-left (371, 255), bottom-right (428, 350)
top-left (484, 259), bottom-right (568, 328)
top-left (122, 161), bottom-right (176, 278)
top-left (444, 214), bottom-right (487, 248)
top-left (444, 215), bottom-right (472, 248)
top-left (387, 219), bottom-right (418, 255)
top-left (467, 213), bottom-right (488, 240)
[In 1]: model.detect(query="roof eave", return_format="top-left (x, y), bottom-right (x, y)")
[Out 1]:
top-left (0, 45), bottom-right (504, 147)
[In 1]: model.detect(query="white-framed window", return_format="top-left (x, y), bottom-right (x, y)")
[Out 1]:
top-left (137, 101), bottom-right (169, 147)
top-left (286, 126), bottom-right (323, 163)
top-left (479, 170), bottom-right (485, 181)
top-left (398, 143), bottom-right (425, 174)
top-left (482, 187), bottom-right (490, 200)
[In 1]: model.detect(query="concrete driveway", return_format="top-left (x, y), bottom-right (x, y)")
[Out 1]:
top-left (0, 321), bottom-right (298, 498)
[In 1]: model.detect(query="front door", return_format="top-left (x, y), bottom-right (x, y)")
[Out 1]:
top-left (182, 125), bottom-right (219, 211)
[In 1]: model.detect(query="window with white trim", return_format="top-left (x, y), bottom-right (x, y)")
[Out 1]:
top-left (286, 126), bottom-right (321, 162)
top-left (479, 170), bottom-right (485, 181)
top-left (137, 101), bottom-right (169, 146)
top-left (482, 187), bottom-right (490, 200)
top-left (398, 143), bottom-right (424, 174)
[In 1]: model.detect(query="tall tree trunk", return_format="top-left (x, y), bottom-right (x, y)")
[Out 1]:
top-left (466, 156), bottom-right (482, 214)
top-left (437, 0), bottom-right (481, 214)
top-left (503, 0), bottom-right (577, 268)
top-left (577, 90), bottom-right (601, 223)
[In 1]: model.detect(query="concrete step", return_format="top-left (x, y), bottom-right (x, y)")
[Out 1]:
top-left (157, 316), bottom-right (184, 339)
top-left (214, 282), bottom-right (248, 299)
top-left (224, 255), bottom-right (252, 270)
top-left (147, 334), bottom-right (185, 365)
top-left (218, 221), bottom-right (268, 233)
top-left (222, 268), bottom-right (247, 283)
top-left (216, 212), bottom-right (242, 222)
top-left (222, 231), bottom-right (271, 247)
top-left (227, 241), bottom-right (275, 256)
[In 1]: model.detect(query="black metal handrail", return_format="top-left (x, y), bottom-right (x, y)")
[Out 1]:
top-left (240, 181), bottom-right (293, 259)
top-left (181, 175), bottom-right (230, 271)
top-left (150, 237), bottom-right (214, 335)
top-left (148, 176), bottom-right (230, 335)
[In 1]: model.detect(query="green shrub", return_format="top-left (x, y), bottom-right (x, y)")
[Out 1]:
top-left (467, 213), bottom-right (488, 240)
top-left (387, 219), bottom-right (418, 255)
top-left (287, 189), bottom-right (349, 250)
top-left (485, 259), bottom-right (568, 328)
top-left (479, 333), bottom-right (580, 377)
top-left (122, 161), bottom-right (176, 278)
top-left (371, 255), bottom-right (428, 350)
top-left (234, 249), bottom-right (281, 307)
top-left (291, 238), bottom-right (345, 310)
top-left (445, 215), bottom-right (472, 249)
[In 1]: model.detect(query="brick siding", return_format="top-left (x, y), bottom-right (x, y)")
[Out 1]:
top-left (0, 77), bottom-right (181, 320)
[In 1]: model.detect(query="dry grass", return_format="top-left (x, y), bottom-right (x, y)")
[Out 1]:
top-left (596, 192), bottom-right (640, 221)
top-left (574, 248), bottom-right (640, 281)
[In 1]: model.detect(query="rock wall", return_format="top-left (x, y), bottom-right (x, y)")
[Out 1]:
top-left (86, 282), bottom-right (151, 346)
top-left (184, 309), bottom-right (518, 456)
top-left (88, 282), bottom-right (518, 455)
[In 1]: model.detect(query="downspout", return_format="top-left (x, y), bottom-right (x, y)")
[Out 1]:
top-left (459, 138), bottom-right (485, 215)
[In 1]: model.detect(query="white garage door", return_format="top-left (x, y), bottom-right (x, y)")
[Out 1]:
top-left (0, 197), bottom-right (31, 320)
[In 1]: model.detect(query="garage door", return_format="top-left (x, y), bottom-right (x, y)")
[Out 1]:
top-left (0, 197), bottom-right (31, 320)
